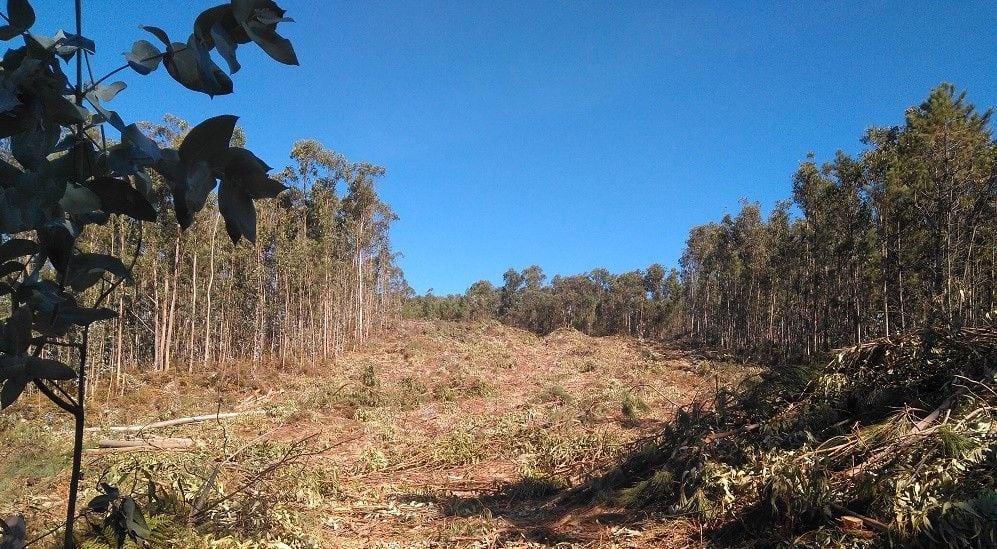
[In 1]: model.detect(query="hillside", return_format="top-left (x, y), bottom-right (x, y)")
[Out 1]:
top-left (2, 320), bottom-right (748, 547)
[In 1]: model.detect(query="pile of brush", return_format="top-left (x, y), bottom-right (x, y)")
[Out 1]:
top-left (587, 323), bottom-right (996, 547)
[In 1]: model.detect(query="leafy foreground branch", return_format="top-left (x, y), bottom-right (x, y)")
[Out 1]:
top-left (0, 0), bottom-right (301, 546)
top-left (574, 323), bottom-right (996, 547)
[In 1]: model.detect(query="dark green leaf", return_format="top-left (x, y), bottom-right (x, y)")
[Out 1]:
top-left (5, 305), bottom-right (32, 355)
top-left (59, 183), bottom-right (102, 214)
top-left (222, 147), bottom-right (286, 198)
top-left (0, 238), bottom-right (38, 262)
top-left (0, 261), bottom-right (23, 277)
top-left (140, 25), bottom-right (170, 47)
top-left (84, 177), bottom-right (157, 222)
top-left (45, 95), bottom-right (91, 126)
top-left (65, 253), bottom-right (132, 292)
top-left (54, 305), bottom-right (116, 327)
top-left (164, 37), bottom-right (232, 96)
top-left (122, 497), bottom-right (151, 540)
top-left (10, 120), bottom-right (59, 170)
top-left (87, 493), bottom-right (115, 512)
top-left (193, 5), bottom-right (227, 48)
top-left (37, 220), bottom-right (74, 276)
top-left (218, 178), bottom-right (255, 243)
top-left (7, 0), bottom-right (35, 32)
top-left (183, 160), bottom-right (216, 219)
top-left (0, 375), bottom-right (27, 408)
top-left (0, 172), bottom-right (64, 233)
top-left (190, 34), bottom-right (235, 96)
top-left (244, 21), bottom-right (297, 65)
top-left (231, 0), bottom-right (259, 24)
top-left (0, 356), bottom-right (25, 379)
top-left (94, 81), bottom-right (126, 102)
top-left (178, 114), bottom-right (237, 170)
top-left (24, 356), bottom-right (74, 380)
top-left (53, 29), bottom-right (95, 55)
top-left (86, 95), bottom-right (125, 131)
top-left (210, 22), bottom-right (240, 73)
top-left (122, 124), bottom-right (161, 162)
top-left (0, 81), bottom-right (19, 113)
top-left (125, 39), bottom-right (161, 75)
top-left (0, 24), bottom-right (19, 41)
top-left (44, 138), bottom-right (100, 182)
top-left (24, 32), bottom-right (54, 56)
top-left (2, 515), bottom-right (26, 540)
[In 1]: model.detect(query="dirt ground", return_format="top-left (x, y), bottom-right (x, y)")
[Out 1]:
top-left (2, 320), bottom-right (746, 548)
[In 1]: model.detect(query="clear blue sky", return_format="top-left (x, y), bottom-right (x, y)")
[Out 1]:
top-left (32, 0), bottom-right (997, 295)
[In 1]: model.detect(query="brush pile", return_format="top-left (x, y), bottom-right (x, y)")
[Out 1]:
top-left (591, 323), bottom-right (997, 547)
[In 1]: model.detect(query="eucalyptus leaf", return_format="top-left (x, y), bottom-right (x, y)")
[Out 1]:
top-left (218, 178), bottom-right (255, 243)
top-left (4, 304), bottom-right (32, 355)
top-left (84, 93), bottom-right (125, 131)
top-left (7, 0), bottom-right (35, 32)
top-left (10, 120), bottom-right (59, 170)
top-left (122, 497), bottom-right (150, 540)
top-left (65, 252), bottom-right (131, 292)
top-left (20, 278), bottom-right (67, 314)
top-left (122, 124), bottom-right (161, 162)
top-left (0, 356), bottom-right (25, 379)
top-left (0, 24), bottom-right (19, 41)
top-left (210, 22), bottom-right (240, 73)
top-left (59, 183), bottom-right (102, 214)
top-left (87, 493), bottom-right (115, 513)
top-left (243, 21), bottom-right (297, 65)
top-left (47, 305), bottom-right (116, 329)
top-left (94, 81), bottom-right (126, 102)
top-left (124, 39), bottom-right (161, 75)
top-left (0, 261), bottom-right (23, 277)
top-left (140, 25), bottom-right (170, 47)
top-left (0, 82), bottom-right (19, 113)
top-left (222, 147), bottom-right (286, 198)
top-left (184, 160), bottom-right (216, 219)
top-left (37, 220), bottom-right (74, 276)
top-left (53, 29), bottom-right (95, 57)
top-left (0, 375), bottom-right (27, 408)
top-left (0, 172), bottom-right (64, 233)
top-left (178, 114), bottom-right (237, 170)
top-left (0, 238), bottom-right (39, 262)
top-left (84, 176), bottom-right (157, 221)
top-left (192, 5), bottom-right (229, 49)
top-left (24, 356), bottom-right (75, 380)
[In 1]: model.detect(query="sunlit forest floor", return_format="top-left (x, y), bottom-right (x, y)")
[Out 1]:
top-left (2, 320), bottom-right (750, 548)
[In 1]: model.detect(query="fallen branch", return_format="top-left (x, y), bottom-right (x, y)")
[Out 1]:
top-left (95, 437), bottom-right (194, 450)
top-left (703, 423), bottom-right (760, 443)
top-left (84, 410), bottom-right (263, 433)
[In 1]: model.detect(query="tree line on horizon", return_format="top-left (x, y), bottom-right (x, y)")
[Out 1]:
top-left (407, 84), bottom-right (996, 361)
top-left (33, 118), bottom-right (410, 397)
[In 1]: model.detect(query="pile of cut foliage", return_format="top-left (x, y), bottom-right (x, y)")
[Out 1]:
top-left (584, 322), bottom-right (996, 547)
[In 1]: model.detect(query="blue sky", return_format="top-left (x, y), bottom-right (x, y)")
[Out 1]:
top-left (31, 0), bottom-right (997, 294)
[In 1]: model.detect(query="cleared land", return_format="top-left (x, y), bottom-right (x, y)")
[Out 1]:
top-left (1, 320), bottom-right (747, 547)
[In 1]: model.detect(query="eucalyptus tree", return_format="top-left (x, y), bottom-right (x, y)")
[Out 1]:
top-left (677, 84), bottom-right (995, 359)
top-left (0, 0), bottom-right (300, 546)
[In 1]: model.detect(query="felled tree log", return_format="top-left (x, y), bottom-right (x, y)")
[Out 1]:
top-left (92, 437), bottom-right (195, 451)
top-left (84, 410), bottom-right (262, 433)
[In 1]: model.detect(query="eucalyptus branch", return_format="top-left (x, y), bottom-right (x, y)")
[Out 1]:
top-left (32, 380), bottom-right (78, 414)
top-left (82, 51), bottom-right (107, 151)
top-left (83, 48), bottom-right (183, 96)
